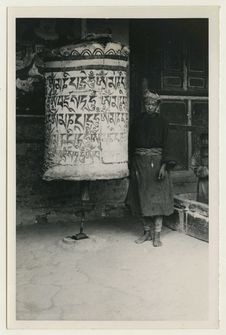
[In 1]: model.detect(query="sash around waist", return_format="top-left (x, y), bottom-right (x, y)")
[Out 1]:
top-left (134, 147), bottom-right (162, 156)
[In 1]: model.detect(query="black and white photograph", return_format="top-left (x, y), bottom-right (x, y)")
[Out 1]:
top-left (5, 4), bottom-right (221, 330)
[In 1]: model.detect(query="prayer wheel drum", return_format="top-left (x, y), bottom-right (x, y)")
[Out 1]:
top-left (43, 42), bottom-right (129, 180)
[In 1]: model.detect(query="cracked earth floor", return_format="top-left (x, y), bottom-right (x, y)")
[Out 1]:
top-left (16, 216), bottom-right (208, 321)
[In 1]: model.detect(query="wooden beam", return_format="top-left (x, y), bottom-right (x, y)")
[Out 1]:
top-left (169, 123), bottom-right (206, 131)
top-left (160, 95), bottom-right (208, 101)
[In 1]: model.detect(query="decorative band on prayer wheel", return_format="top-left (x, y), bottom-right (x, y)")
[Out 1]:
top-left (43, 42), bottom-right (129, 181)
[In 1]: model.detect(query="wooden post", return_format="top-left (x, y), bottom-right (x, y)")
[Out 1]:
top-left (81, 19), bottom-right (87, 39)
top-left (187, 99), bottom-right (192, 168)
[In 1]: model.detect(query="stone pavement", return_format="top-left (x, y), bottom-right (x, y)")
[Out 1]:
top-left (16, 217), bottom-right (208, 321)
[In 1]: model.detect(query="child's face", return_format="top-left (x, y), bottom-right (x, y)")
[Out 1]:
top-left (145, 101), bottom-right (159, 114)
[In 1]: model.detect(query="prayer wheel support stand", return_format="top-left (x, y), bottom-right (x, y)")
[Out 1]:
top-left (74, 181), bottom-right (90, 240)
top-left (63, 181), bottom-right (90, 242)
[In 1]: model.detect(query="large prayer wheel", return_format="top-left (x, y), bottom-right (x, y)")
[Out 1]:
top-left (43, 42), bottom-right (129, 181)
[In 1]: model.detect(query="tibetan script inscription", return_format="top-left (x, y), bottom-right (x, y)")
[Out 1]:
top-left (43, 52), bottom-right (129, 180)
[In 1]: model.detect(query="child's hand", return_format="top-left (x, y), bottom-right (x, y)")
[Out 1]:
top-left (158, 164), bottom-right (166, 180)
top-left (202, 166), bottom-right (209, 177)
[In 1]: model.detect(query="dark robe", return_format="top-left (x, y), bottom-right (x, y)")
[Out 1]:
top-left (129, 112), bottom-right (174, 165)
top-left (126, 112), bottom-right (175, 217)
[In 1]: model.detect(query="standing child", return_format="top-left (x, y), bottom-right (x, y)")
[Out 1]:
top-left (191, 133), bottom-right (209, 204)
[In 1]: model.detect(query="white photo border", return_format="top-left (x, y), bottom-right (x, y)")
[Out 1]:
top-left (1, 1), bottom-right (224, 334)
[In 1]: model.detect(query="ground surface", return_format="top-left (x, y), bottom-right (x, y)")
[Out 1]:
top-left (16, 216), bottom-right (208, 321)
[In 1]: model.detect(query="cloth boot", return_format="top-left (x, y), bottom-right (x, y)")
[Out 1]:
top-left (153, 216), bottom-right (163, 247)
top-left (135, 230), bottom-right (152, 244)
top-left (153, 232), bottom-right (162, 247)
